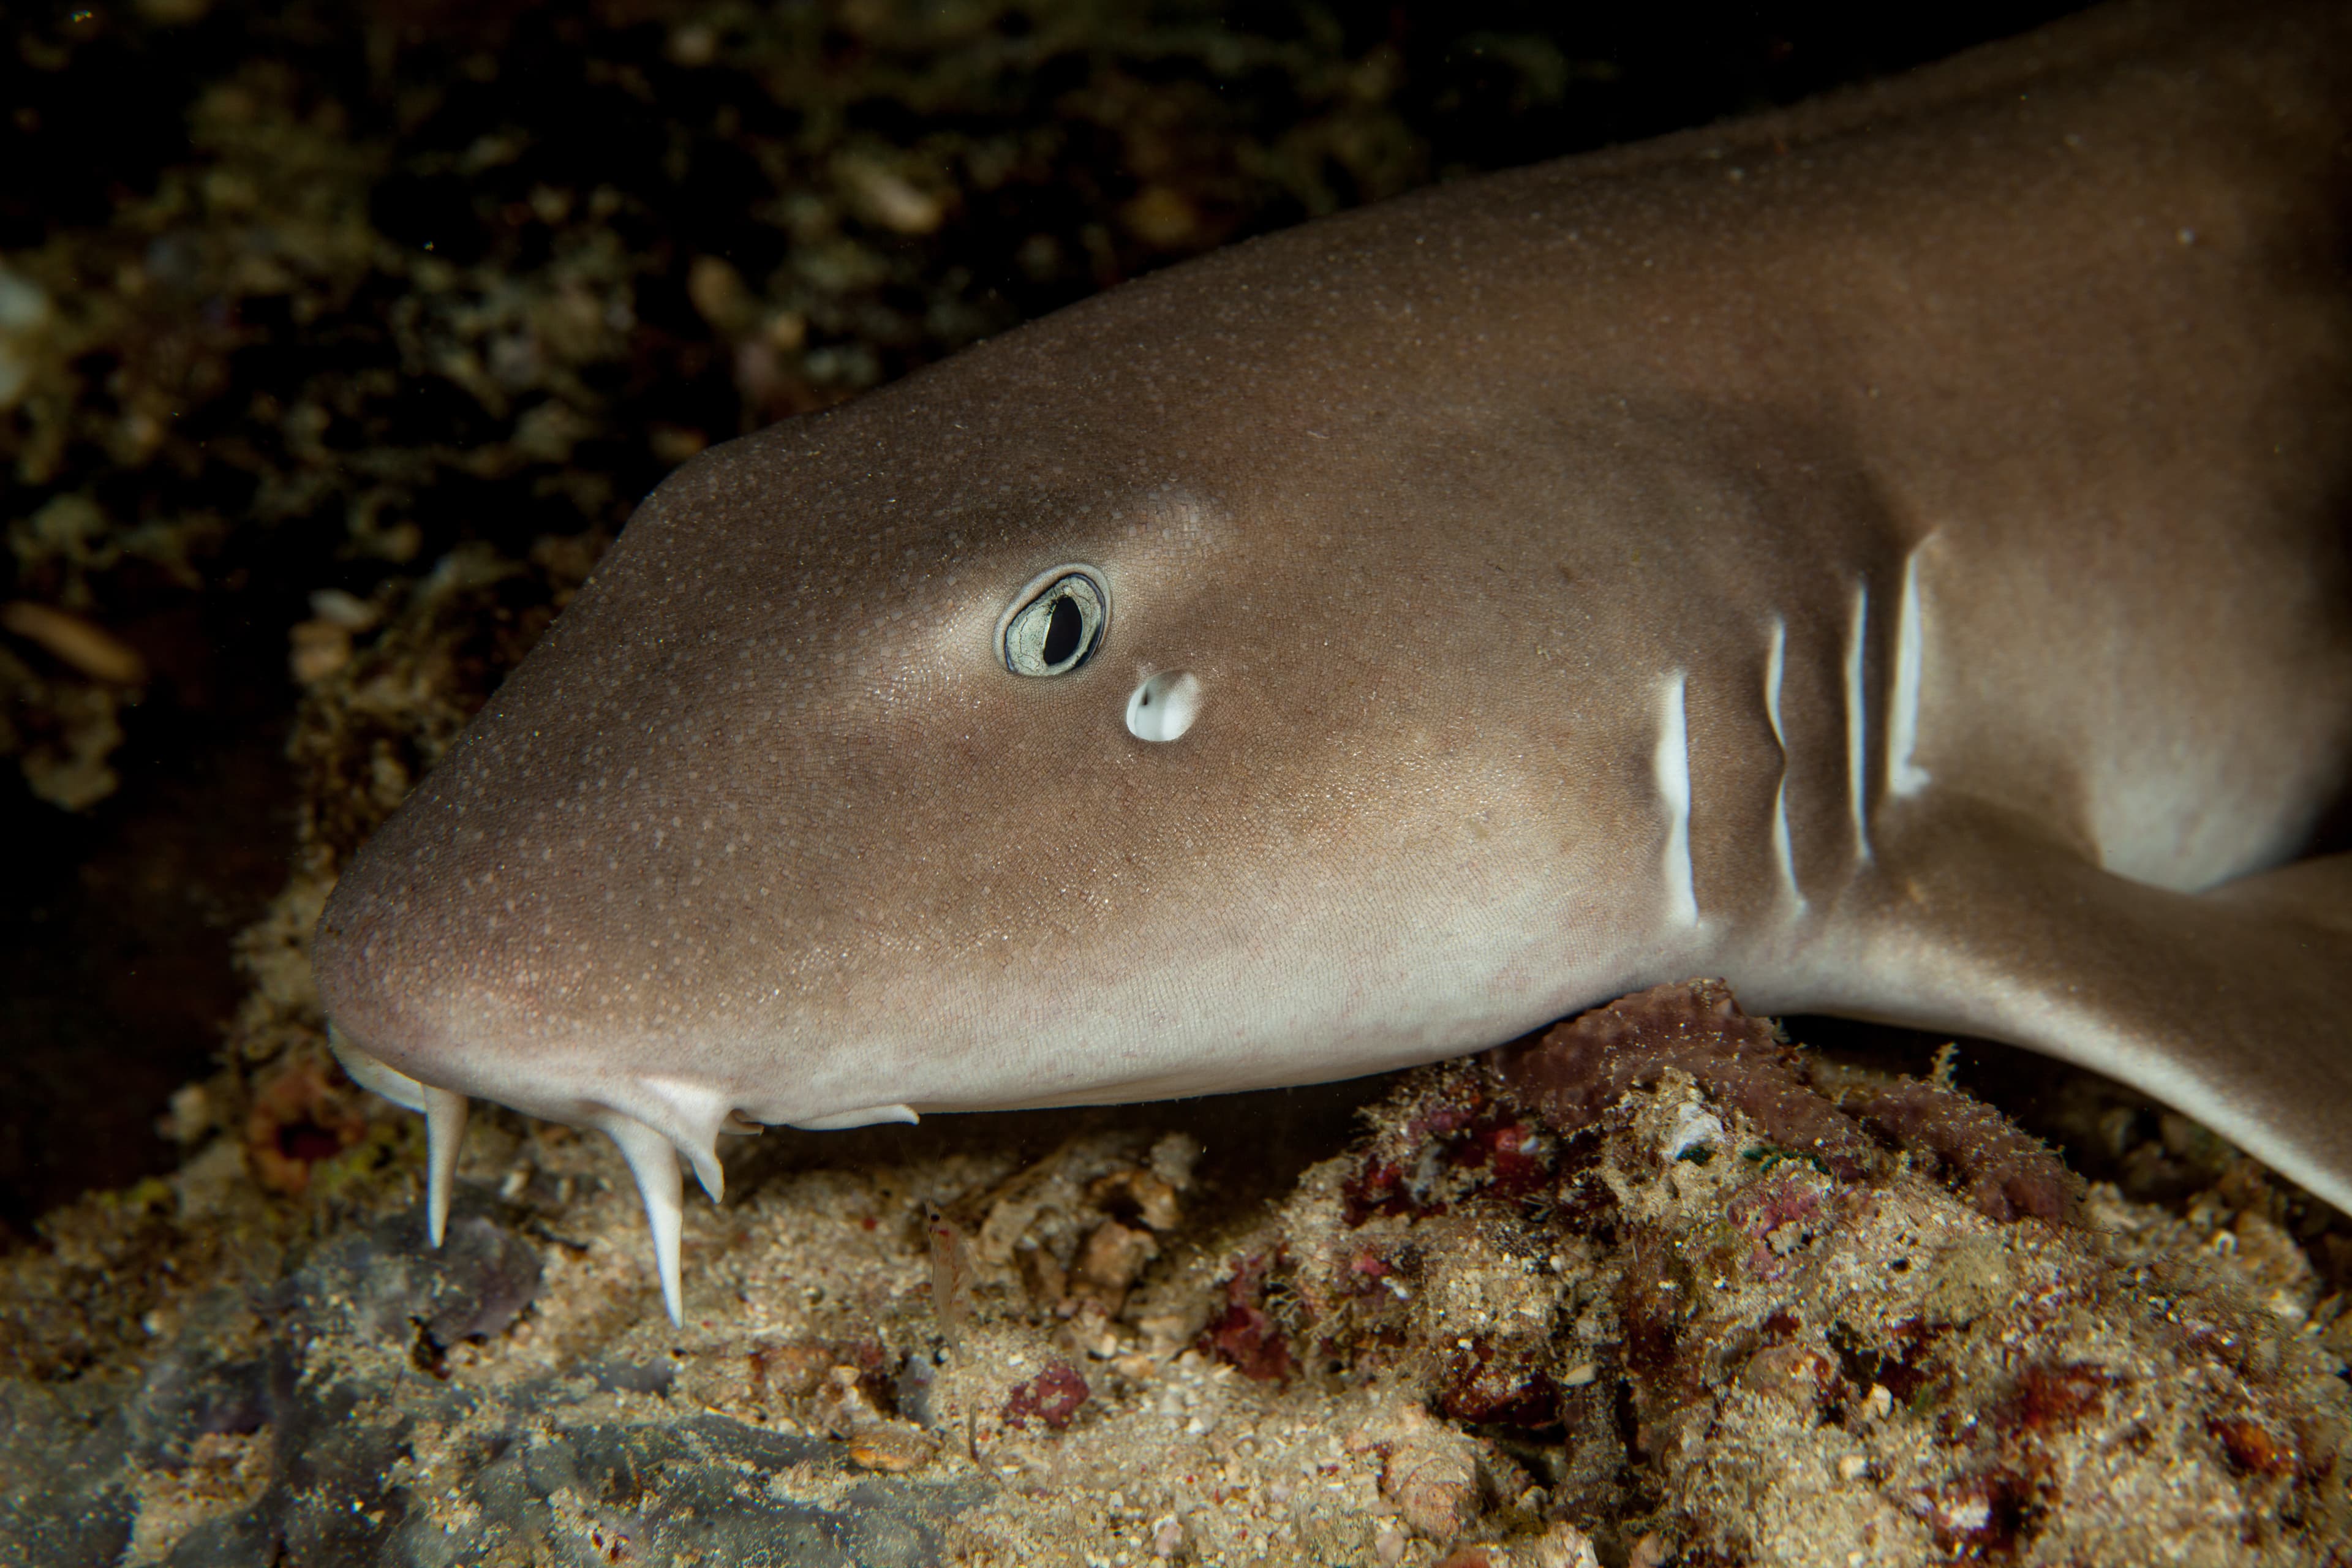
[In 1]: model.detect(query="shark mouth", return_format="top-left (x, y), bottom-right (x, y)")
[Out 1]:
top-left (327, 1026), bottom-right (736, 1324)
top-left (326, 1027), bottom-right (914, 1323)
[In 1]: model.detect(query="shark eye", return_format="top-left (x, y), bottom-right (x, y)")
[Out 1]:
top-left (999, 567), bottom-right (1108, 677)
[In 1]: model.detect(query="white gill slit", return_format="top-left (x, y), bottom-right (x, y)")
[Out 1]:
top-left (605, 1117), bottom-right (687, 1325)
top-left (1655, 671), bottom-right (1699, 927)
top-left (1887, 544), bottom-right (1931, 798)
top-left (1844, 581), bottom-right (1873, 862)
top-left (421, 1084), bottom-right (468, 1248)
top-left (1762, 619), bottom-right (1806, 911)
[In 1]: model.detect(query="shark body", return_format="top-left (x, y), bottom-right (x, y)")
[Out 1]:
top-left (314, 0), bottom-right (2352, 1321)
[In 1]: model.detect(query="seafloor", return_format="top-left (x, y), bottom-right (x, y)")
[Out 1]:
top-left (2, 1), bottom-right (2348, 1564)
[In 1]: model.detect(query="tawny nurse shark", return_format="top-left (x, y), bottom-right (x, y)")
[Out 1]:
top-left (314, 0), bottom-right (2352, 1322)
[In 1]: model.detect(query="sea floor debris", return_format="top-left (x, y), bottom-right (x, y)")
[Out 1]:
top-left (4, 981), bottom-right (2347, 1566)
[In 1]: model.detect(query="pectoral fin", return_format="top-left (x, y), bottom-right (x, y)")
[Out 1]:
top-left (1814, 812), bottom-right (2352, 1213)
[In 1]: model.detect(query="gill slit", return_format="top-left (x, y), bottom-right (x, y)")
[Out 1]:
top-left (1887, 543), bottom-right (1931, 799)
top-left (1656, 670), bottom-right (1698, 926)
top-left (1762, 617), bottom-right (1806, 911)
top-left (1844, 581), bottom-right (1873, 862)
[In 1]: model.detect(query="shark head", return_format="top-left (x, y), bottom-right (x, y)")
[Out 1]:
top-left (310, 233), bottom-right (1718, 1319)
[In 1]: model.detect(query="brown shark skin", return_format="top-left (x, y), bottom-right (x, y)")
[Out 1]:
top-left (312, 0), bottom-right (2352, 1265)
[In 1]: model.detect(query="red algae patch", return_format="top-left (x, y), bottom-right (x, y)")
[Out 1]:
top-left (241, 1047), bottom-right (370, 1195)
top-left (1002, 1361), bottom-right (1091, 1432)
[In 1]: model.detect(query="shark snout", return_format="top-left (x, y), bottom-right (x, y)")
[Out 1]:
top-left (314, 839), bottom-right (755, 1326)
top-left (311, 875), bottom-right (448, 1087)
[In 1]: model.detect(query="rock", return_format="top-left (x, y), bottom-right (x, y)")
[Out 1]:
top-left (0, 1207), bottom-right (981, 1567)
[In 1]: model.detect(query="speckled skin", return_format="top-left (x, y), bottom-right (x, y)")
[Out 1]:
top-left (314, 0), bottom-right (2352, 1229)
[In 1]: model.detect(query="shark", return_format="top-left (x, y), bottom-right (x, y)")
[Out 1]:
top-left (312, 0), bottom-right (2352, 1324)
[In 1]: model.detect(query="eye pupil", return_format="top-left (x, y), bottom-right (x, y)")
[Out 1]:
top-left (1041, 593), bottom-right (1081, 666)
